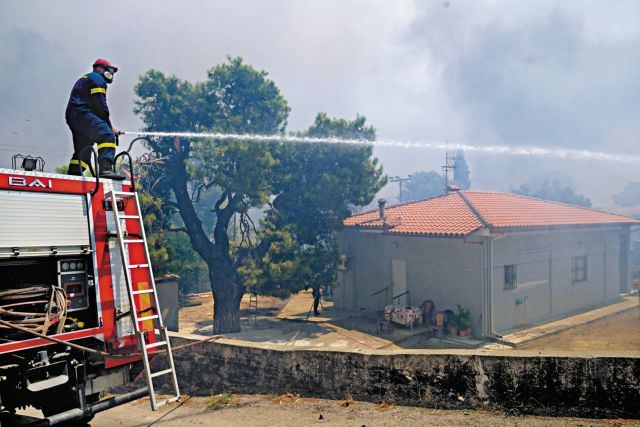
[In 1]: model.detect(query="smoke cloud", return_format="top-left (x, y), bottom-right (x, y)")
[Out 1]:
top-left (0, 1), bottom-right (638, 205)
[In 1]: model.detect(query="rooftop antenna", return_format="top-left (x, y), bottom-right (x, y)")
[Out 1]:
top-left (441, 147), bottom-right (460, 193)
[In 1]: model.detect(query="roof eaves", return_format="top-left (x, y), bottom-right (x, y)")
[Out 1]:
top-left (490, 222), bottom-right (639, 233)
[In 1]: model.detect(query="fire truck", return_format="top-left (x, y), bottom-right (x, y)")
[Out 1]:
top-left (0, 155), bottom-right (179, 425)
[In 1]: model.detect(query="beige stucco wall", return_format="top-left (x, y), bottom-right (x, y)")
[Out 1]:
top-left (491, 227), bottom-right (627, 332)
top-left (336, 229), bottom-right (484, 331)
top-left (338, 225), bottom-right (631, 335)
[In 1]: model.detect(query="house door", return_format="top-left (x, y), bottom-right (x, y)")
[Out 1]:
top-left (392, 260), bottom-right (407, 306)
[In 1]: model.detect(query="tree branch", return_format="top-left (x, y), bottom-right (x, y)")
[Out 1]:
top-left (190, 182), bottom-right (205, 204)
top-left (166, 227), bottom-right (188, 234)
top-left (167, 143), bottom-right (215, 259)
top-left (214, 191), bottom-right (229, 213)
top-left (255, 233), bottom-right (276, 259)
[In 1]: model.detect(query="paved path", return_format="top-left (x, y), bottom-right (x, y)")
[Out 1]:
top-left (499, 296), bottom-right (638, 347)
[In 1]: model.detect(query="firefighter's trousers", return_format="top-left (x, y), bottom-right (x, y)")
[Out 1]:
top-left (66, 112), bottom-right (116, 175)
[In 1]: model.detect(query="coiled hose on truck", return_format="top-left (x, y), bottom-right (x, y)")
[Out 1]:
top-left (0, 285), bottom-right (67, 340)
top-left (0, 285), bottom-right (224, 357)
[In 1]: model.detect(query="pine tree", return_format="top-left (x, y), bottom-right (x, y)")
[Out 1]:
top-left (453, 150), bottom-right (471, 189)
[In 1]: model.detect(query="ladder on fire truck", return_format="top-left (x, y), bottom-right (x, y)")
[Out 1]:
top-left (106, 189), bottom-right (180, 410)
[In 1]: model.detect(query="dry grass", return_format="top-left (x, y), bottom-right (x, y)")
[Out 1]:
top-left (338, 395), bottom-right (355, 407)
top-left (207, 393), bottom-right (234, 410)
top-left (272, 392), bottom-right (301, 405)
top-left (378, 401), bottom-right (395, 410)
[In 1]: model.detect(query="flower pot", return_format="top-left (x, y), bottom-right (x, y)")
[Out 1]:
top-left (466, 327), bottom-right (473, 336)
top-left (448, 326), bottom-right (458, 336)
top-left (459, 329), bottom-right (467, 337)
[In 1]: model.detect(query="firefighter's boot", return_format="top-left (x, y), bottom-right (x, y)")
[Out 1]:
top-left (98, 157), bottom-right (126, 181)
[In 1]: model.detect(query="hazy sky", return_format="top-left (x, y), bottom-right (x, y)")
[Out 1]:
top-left (1, 1), bottom-right (638, 205)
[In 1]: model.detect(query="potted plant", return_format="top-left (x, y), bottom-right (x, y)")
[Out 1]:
top-left (447, 312), bottom-right (458, 336)
top-left (456, 305), bottom-right (472, 337)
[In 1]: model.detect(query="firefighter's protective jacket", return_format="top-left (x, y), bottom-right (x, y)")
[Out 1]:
top-left (65, 71), bottom-right (111, 126)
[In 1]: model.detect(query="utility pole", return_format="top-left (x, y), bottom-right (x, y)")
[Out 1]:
top-left (441, 150), bottom-right (460, 193)
top-left (390, 175), bottom-right (412, 202)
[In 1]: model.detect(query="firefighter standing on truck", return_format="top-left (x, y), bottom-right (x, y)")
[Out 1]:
top-left (65, 58), bottom-right (124, 180)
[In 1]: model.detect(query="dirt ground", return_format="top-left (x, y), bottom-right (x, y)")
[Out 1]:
top-left (178, 291), bottom-right (640, 352)
top-left (80, 394), bottom-right (640, 426)
top-left (519, 308), bottom-right (640, 351)
top-left (178, 291), bottom-right (479, 350)
top-left (179, 292), bottom-right (290, 336)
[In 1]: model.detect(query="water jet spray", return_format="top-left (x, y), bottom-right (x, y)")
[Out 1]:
top-left (118, 131), bottom-right (640, 163)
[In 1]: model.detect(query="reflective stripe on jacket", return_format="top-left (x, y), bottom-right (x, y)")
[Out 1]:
top-left (65, 71), bottom-right (111, 126)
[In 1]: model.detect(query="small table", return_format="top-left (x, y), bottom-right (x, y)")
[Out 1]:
top-left (384, 304), bottom-right (422, 331)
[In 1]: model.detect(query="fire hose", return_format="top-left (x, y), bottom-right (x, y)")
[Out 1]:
top-left (0, 281), bottom-right (223, 358)
top-left (0, 312), bottom-right (224, 358)
top-left (0, 285), bottom-right (67, 336)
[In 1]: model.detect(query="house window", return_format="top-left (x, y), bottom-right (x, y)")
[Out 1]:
top-left (504, 264), bottom-right (517, 290)
top-left (572, 255), bottom-right (588, 282)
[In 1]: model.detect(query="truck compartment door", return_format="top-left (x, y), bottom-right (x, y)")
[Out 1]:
top-left (0, 190), bottom-right (90, 255)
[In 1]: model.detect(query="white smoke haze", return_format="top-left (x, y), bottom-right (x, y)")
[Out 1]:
top-left (0, 0), bottom-right (639, 205)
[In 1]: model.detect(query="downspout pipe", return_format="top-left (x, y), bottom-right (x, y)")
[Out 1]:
top-left (458, 192), bottom-right (503, 340)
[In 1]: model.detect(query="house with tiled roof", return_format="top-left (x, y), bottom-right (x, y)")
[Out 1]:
top-left (337, 190), bottom-right (640, 336)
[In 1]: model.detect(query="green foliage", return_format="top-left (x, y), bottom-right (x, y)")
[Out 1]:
top-left (207, 393), bottom-right (234, 410)
top-left (134, 70), bottom-right (199, 133)
top-left (55, 165), bottom-right (68, 174)
top-left (456, 304), bottom-right (471, 330)
top-left (301, 112), bottom-right (375, 140)
top-left (512, 179), bottom-right (591, 207)
top-left (133, 57), bottom-right (385, 330)
top-left (446, 312), bottom-right (458, 329)
top-left (136, 163), bottom-right (208, 294)
top-left (202, 57), bottom-right (290, 134)
top-left (240, 113), bottom-right (386, 297)
top-left (134, 56), bottom-right (290, 210)
top-left (404, 170), bottom-right (444, 201)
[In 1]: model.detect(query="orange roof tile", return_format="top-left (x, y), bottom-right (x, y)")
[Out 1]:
top-left (344, 191), bottom-right (640, 237)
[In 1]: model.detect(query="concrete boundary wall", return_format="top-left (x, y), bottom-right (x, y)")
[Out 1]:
top-left (160, 335), bottom-right (639, 419)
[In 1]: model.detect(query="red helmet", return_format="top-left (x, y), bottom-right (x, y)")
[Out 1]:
top-left (92, 58), bottom-right (118, 72)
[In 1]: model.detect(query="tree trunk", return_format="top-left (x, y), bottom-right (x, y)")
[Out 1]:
top-left (166, 145), bottom-right (244, 333)
top-left (209, 258), bottom-right (245, 334)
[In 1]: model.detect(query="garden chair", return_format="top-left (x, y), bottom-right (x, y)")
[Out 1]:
top-left (420, 299), bottom-right (436, 337)
top-left (377, 306), bottom-right (395, 334)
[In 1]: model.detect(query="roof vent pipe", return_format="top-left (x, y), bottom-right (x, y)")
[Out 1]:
top-left (378, 198), bottom-right (386, 220)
